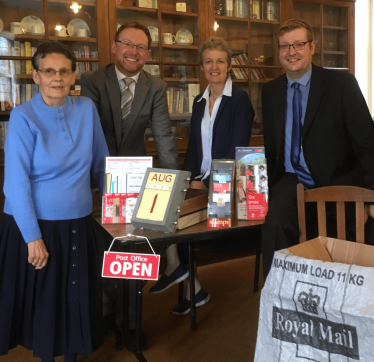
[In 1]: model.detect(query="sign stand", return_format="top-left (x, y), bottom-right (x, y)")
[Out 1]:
top-left (103, 234), bottom-right (159, 361)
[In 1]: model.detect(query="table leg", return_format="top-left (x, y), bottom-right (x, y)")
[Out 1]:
top-left (188, 242), bottom-right (196, 330)
top-left (134, 279), bottom-right (147, 362)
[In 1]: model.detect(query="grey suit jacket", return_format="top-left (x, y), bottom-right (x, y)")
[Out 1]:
top-left (80, 64), bottom-right (178, 169)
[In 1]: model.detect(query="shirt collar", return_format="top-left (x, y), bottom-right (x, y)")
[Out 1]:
top-left (197, 76), bottom-right (233, 102)
top-left (115, 65), bottom-right (139, 84)
top-left (286, 65), bottom-right (312, 87)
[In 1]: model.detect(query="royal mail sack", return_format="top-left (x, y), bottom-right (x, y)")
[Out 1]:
top-left (255, 237), bottom-right (374, 362)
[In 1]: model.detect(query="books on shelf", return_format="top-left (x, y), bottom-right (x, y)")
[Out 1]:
top-left (229, 53), bottom-right (268, 80)
top-left (0, 121), bottom-right (9, 149)
top-left (73, 47), bottom-right (99, 76)
top-left (250, 57), bottom-right (267, 79)
top-left (25, 42), bottom-right (32, 75)
top-left (226, 0), bottom-right (234, 16)
top-left (234, 0), bottom-right (247, 18)
top-left (166, 84), bottom-right (200, 114)
top-left (0, 77), bottom-right (12, 110)
top-left (12, 41), bottom-right (21, 75)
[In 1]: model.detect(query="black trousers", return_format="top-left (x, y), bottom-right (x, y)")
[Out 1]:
top-left (261, 173), bottom-right (374, 281)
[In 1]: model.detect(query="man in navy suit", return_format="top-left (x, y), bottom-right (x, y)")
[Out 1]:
top-left (261, 19), bottom-right (374, 280)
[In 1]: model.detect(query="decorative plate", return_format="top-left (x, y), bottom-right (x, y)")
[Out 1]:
top-left (176, 28), bottom-right (193, 45)
top-left (67, 18), bottom-right (91, 37)
top-left (20, 15), bottom-right (45, 34)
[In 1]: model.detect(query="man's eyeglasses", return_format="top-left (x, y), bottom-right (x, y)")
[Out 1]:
top-left (37, 68), bottom-right (74, 78)
top-left (278, 41), bottom-right (311, 52)
top-left (115, 40), bottom-right (148, 53)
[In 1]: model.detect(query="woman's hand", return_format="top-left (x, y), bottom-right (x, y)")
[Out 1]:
top-left (28, 238), bottom-right (49, 270)
top-left (189, 181), bottom-right (207, 190)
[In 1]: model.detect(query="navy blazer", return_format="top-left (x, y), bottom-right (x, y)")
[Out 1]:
top-left (262, 64), bottom-right (374, 191)
top-left (182, 82), bottom-right (254, 186)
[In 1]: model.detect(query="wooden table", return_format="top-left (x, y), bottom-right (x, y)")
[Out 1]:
top-left (95, 217), bottom-right (263, 362)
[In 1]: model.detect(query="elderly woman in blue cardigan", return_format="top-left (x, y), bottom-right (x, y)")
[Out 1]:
top-left (0, 42), bottom-right (109, 362)
top-left (150, 37), bottom-right (254, 315)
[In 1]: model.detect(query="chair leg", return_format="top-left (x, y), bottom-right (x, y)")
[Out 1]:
top-left (178, 280), bottom-right (184, 304)
top-left (188, 242), bottom-right (197, 330)
top-left (253, 243), bottom-right (261, 293)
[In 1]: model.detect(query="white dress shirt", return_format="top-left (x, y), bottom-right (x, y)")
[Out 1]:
top-left (196, 77), bottom-right (233, 180)
top-left (115, 66), bottom-right (139, 97)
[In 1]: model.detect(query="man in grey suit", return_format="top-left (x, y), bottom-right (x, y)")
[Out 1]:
top-left (81, 22), bottom-right (178, 346)
top-left (81, 21), bottom-right (178, 168)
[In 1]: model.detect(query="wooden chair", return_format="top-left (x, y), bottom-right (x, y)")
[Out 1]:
top-left (297, 183), bottom-right (374, 243)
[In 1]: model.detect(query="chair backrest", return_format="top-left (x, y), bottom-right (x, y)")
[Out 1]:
top-left (297, 183), bottom-right (374, 243)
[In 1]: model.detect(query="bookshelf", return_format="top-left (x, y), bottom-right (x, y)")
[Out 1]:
top-left (0, 0), bottom-right (109, 120)
top-left (0, 0), bottom-right (357, 149)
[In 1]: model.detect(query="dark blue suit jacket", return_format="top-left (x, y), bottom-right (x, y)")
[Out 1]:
top-left (182, 82), bottom-right (254, 186)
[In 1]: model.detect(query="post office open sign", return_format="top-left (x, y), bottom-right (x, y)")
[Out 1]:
top-left (102, 251), bottom-right (160, 280)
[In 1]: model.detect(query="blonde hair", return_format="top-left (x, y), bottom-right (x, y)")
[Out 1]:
top-left (278, 19), bottom-right (314, 44)
top-left (199, 37), bottom-right (232, 66)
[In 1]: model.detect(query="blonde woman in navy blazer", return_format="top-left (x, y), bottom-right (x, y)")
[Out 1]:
top-left (150, 37), bottom-right (254, 315)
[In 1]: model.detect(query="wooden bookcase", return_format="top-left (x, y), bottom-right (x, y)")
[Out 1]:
top-left (0, 0), bottom-right (356, 204)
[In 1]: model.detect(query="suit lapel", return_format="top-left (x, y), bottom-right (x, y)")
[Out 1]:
top-left (121, 70), bottom-right (149, 146)
top-left (302, 64), bottom-right (325, 138)
top-left (105, 65), bottom-right (122, 150)
top-left (273, 75), bottom-right (287, 155)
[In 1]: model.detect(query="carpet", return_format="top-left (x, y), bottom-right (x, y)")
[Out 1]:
top-left (0, 255), bottom-right (263, 362)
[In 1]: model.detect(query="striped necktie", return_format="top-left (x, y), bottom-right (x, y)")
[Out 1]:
top-left (120, 77), bottom-right (134, 135)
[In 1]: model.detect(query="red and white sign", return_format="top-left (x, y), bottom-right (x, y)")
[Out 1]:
top-left (213, 183), bottom-right (230, 194)
top-left (102, 251), bottom-right (160, 280)
top-left (207, 218), bottom-right (231, 228)
top-left (102, 193), bottom-right (139, 224)
top-left (246, 193), bottom-right (268, 220)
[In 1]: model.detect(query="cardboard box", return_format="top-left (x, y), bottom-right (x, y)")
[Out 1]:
top-left (255, 237), bottom-right (374, 362)
top-left (289, 236), bottom-right (374, 268)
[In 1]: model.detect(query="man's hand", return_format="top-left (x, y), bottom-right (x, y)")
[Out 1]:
top-left (28, 238), bottom-right (49, 270)
top-left (188, 181), bottom-right (207, 190)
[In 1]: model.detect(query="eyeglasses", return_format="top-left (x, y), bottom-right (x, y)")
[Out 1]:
top-left (37, 68), bottom-right (74, 78)
top-left (278, 41), bottom-right (311, 52)
top-left (115, 40), bottom-right (148, 53)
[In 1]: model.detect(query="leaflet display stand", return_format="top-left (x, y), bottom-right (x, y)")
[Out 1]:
top-left (207, 160), bottom-right (235, 228)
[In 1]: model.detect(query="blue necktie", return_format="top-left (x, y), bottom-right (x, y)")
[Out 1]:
top-left (291, 82), bottom-right (315, 189)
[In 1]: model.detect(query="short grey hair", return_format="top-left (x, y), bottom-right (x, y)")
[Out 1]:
top-left (32, 42), bottom-right (76, 71)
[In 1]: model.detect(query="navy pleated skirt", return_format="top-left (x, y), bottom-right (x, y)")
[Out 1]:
top-left (0, 213), bottom-right (103, 360)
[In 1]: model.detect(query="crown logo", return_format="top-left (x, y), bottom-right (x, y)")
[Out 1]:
top-left (298, 288), bottom-right (320, 315)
